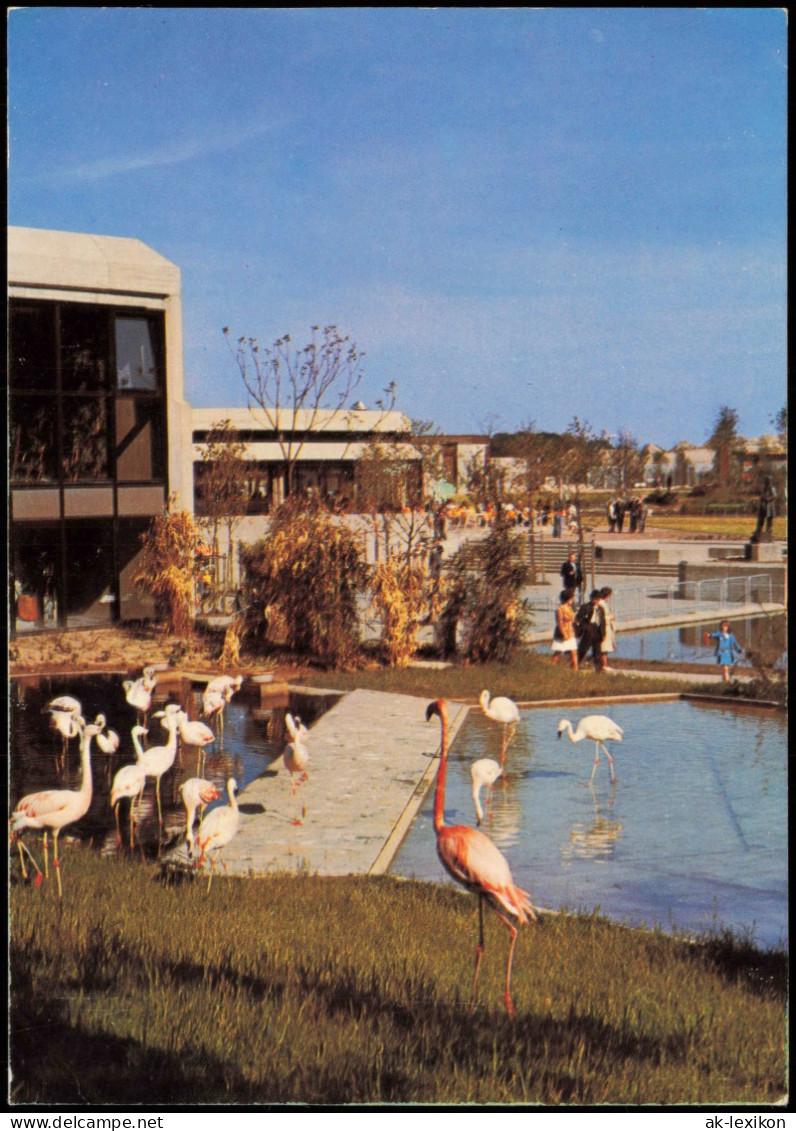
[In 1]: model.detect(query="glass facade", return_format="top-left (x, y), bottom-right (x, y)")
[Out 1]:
top-left (9, 298), bottom-right (168, 634)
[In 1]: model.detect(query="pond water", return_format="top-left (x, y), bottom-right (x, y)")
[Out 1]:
top-left (9, 674), bottom-right (338, 857)
top-left (532, 614), bottom-right (786, 668)
top-left (392, 700), bottom-right (788, 950)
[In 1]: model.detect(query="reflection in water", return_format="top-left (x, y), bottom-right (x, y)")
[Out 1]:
top-left (561, 783), bottom-right (623, 864)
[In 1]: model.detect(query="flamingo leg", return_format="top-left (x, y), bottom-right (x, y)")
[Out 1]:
top-left (491, 907), bottom-right (520, 1019)
top-left (590, 742), bottom-right (600, 783)
top-left (155, 778), bottom-right (163, 856)
top-left (16, 839), bottom-right (28, 880)
top-left (114, 803), bottom-right (122, 848)
top-left (600, 742), bottom-right (615, 781)
top-left (53, 830), bottom-right (63, 899)
top-left (472, 894), bottom-right (486, 1002)
top-left (43, 832), bottom-right (49, 880)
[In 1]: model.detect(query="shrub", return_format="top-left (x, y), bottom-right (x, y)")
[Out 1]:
top-left (370, 556), bottom-right (429, 667)
top-left (240, 495), bottom-right (368, 668)
top-left (441, 514), bottom-right (530, 663)
top-left (134, 494), bottom-right (202, 637)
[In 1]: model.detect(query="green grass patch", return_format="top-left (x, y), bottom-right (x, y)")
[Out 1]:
top-left (647, 514), bottom-right (787, 540)
top-left (297, 650), bottom-right (702, 701)
top-left (10, 855), bottom-right (786, 1105)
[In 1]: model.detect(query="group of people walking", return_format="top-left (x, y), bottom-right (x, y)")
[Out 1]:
top-left (551, 582), bottom-right (617, 674)
top-left (607, 497), bottom-right (649, 533)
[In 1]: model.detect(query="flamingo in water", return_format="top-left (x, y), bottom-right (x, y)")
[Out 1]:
top-left (479, 690), bottom-right (520, 763)
top-left (557, 715), bottom-right (624, 783)
top-left (109, 725), bottom-right (149, 850)
top-left (174, 709), bottom-right (216, 775)
top-left (180, 777), bottom-right (223, 857)
top-left (194, 777), bottom-right (240, 892)
top-left (11, 718), bottom-right (104, 897)
top-left (426, 699), bottom-right (537, 1017)
top-left (470, 758), bottom-right (503, 826)
top-left (139, 705), bottom-right (180, 851)
top-left (283, 712), bottom-right (310, 825)
top-left (45, 696), bottom-right (84, 772)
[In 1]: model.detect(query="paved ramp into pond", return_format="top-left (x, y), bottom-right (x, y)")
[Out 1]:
top-left (183, 689), bottom-right (467, 879)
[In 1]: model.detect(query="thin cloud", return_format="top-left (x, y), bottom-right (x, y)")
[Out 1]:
top-left (37, 118), bottom-right (290, 184)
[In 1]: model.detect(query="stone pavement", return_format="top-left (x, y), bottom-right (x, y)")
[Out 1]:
top-left (177, 689), bottom-right (468, 880)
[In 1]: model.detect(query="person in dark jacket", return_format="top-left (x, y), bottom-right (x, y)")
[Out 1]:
top-left (560, 551), bottom-right (583, 596)
top-left (575, 589), bottom-right (605, 669)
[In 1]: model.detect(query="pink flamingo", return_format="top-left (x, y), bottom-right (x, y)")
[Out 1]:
top-left (11, 718), bottom-right (103, 898)
top-left (180, 777), bottom-right (223, 857)
top-left (426, 699), bottom-right (536, 1017)
top-left (283, 712), bottom-right (310, 825)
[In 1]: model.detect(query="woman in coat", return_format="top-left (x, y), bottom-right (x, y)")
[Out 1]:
top-left (704, 621), bottom-right (744, 682)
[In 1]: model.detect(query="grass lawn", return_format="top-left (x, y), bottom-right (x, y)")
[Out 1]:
top-left (296, 650), bottom-right (704, 702)
top-left (646, 514), bottom-right (787, 540)
top-left (10, 857), bottom-right (786, 1106)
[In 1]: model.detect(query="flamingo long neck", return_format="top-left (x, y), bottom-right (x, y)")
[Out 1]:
top-left (132, 732), bottom-right (147, 761)
top-left (77, 730), bottom-right (95, 803)
top-left (228, 784), bottom-right (238, 812)
top-left (567, 722), bottom-right (584, 743)
top-left (472, 782), bottom-right (484, 824)
top-left (433, 709), bottom-right (449, 833)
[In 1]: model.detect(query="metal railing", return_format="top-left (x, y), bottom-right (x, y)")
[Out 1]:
top-left (525, 574), bottom-right (776, 627)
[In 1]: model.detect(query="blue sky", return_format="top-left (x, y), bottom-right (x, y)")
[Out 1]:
top-left (8, 8), bottom-right (787, 447)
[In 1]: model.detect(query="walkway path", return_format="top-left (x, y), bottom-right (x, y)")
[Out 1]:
top-left (177, 689), bottom-right (467, 880)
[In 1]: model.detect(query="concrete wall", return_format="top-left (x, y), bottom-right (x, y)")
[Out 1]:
top-left (679, 561), bottom-right (786, 605)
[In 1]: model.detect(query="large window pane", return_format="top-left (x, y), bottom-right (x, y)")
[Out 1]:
top-left (60, 305), bottom-right (110, 392)
top-left (62, 398), bottom-right (109, 481)
top-left (10, 396), bottom-right (59, 482)
top-left (9, 301), bottom-right (57, 390)
top-left (63, 520), bottom-right (115, 628)
top-left (115, 396), bottom-right (166, 481)
top-left (115, 316), bottom-right (158, 391)
top-left (12, 523), bottom-right (61, 633)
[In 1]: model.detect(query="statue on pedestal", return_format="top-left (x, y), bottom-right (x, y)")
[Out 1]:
top-left (750, 476), bottom-right (777, 544)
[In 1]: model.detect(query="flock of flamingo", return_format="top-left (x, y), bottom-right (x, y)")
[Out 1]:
top-left (9, 668), bottom-right (303, 896)
top-left (11, 668), bottom-right (624, 1015)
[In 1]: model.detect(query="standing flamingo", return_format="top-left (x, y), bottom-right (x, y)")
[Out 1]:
top-left (180, 777), bottom-right (223, 857)
top-left (109, 726), bottom-right (150, 850)
top-left (45, 698), bottom-right (84, 773)
top-left (557, 715), bottom-right (624, 782)
top-left (471, 758), bottom-right (503, 826)
top-left (11, 719), bottom-right (103, 898)
top-left (194, 777), bottom-right (240, 891)
top-left (202, 688), bottom-right (229, 738)
top-left (123, 677), bottom-right (153, 723)
top-left (427, 699), bottom-right (536, 1017)
top-left (479, 690), bottom-right (521, 763)
top-left (138, 707), bottom-right (180, 850)
top-left (283, 712), bottom-right (310, 825)
top-left (205, 674), bottom-right (244, 699)
top-left (174, 708), bottom-right (216, 775)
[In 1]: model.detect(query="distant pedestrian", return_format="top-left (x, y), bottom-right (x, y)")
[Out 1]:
top-left (551, 588), bottom-right (578, 671)
top-left (615, 499), bottom-right (626, 533)
top-left (598, 587), bottom-right (617, 672)
top-left (607, 499), bottom-right (617, 533)
top-left (639, 501), bottom-right (649, 532)
top-left (560, 550), bottom-right (583, 595)
top-left (704, 621), bottom-right (744, 682)
top-left (575, 589), bottom-right (605, 670)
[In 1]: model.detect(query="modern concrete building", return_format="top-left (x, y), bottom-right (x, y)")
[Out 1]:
top-left (9, 226), bottom-right (193, 634)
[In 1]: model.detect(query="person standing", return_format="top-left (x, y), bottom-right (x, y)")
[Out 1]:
top-left (704, 621), bottom-right (744, 682)
top-left (575, 589), bottom-right (604, 670)
top-left (560, 550), bottom-right (583, 597)
top-left (615, 499), bottom-right (626, 533)
top-left (551, 588), bottom-right (578, 671)
top-left (598, 587), bottom-right (617, 672)
top-left (607, 498), bottom-right (617, 533)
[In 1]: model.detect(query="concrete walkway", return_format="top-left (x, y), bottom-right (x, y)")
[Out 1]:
top-left (178, 689), bottom-right (467, 880)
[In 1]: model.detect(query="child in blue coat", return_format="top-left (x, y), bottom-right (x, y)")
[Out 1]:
top-left (704, 621), bottom-right (744, 682)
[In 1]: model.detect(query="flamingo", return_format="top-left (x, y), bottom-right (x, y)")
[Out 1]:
top-left (141, 665), bottom-right (158, 691)
top-left (46, 707), bottom-right (85, 773)
top-left (471, 758), bottom-right (503, 826)
top-left (174, 708), bottom-right (217, 775)
top-left (47, 694), bottom-right (82, 716)
top-left (205, 674), bottom-right (244, 699)
top-left (180, 777), bottom-right (223, 857)
top-left (123, 677), bottom-right (153, 722)
top-left (479, 690), bottom-right (521, 763)
top-left (557, 715), bottom-right (624, 783)
top-left (109, 727), bottom-right (150, 850)
top-left (11, 718), bottom-right (103, 898)
top-left (202, 688), bottom-right (228, 737)
top-left (283, 712), bottom-right (310, 825)
top-left (194, 777), bottom-right (240, 891)
top-left (426, 700), bottom-right (536, 1017)
top-left (139, 707), bottom-right (180, 850)
top-left (94, 714), bottom-right (120, 756)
